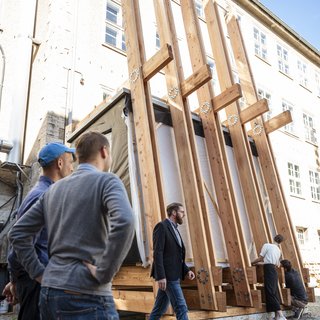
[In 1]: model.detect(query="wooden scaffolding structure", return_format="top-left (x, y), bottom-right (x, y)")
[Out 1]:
top-left (98, 0), bottom-right (314, 318)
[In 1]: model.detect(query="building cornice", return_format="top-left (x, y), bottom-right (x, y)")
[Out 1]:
top-left (233, 0), bottom-right (320, 67)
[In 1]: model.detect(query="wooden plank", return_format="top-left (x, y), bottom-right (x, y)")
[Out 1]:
top-left (302, 267), bottom-right (310, 284)
top-left (194, 83), bottom-right (242, 114)
top-left (251, 289), bottom-right (262, 308)
top-left (153, 0), bottom-right (218, 310)
top-left (180, 0), bottom-right (252, 307)
top-left (142, 43), bottom-right (174, 82)
top-left (307, 287), bottom-right (316, 302)
top-left (240, 99), bottom-right (269, 124)
top-left (113, 266), bottom-right (153, 287)
top-left (281, 288), bottom-right (292, 306)
top-left (113, 290), bottom-right (154, 313)
top-left (212, 83), bottom-right (243, 112)
top-left (264, 110), bottom-right (292, 134)
top-left (246, 267), bottom-right (257, 284)
top-left (205, 0), bottom-right (269, 262)
top-left (226, 16), bottom-right (303, 272)
top-left (181, 64), bottom-right (212, 98)
top-left (122, 0), bottom-right (164, 263)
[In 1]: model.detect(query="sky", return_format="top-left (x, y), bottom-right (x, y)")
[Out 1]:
top-left (259, 0), bottom-right (320, 50)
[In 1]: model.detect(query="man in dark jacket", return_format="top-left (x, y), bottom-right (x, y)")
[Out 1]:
top-left (280, 259), bottom-right (308, 320)
top-left (149, 202), bottom-right (195, 320)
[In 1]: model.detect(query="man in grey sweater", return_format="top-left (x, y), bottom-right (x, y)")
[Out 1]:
top-left (9, 131), bottom-right (135, 319)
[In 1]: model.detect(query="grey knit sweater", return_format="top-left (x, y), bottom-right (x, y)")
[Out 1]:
top-left (9, 164), bottom-right (135, 296)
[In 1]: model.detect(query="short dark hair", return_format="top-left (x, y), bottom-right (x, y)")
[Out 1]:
top-left (166, 202), bottom-right (183, 217)
top-left (274, 234), bottom-right (284, 244)
top-left (280, 259), bottom-right (292, 271)
top-left (76, 131), bottom-right (110, 163)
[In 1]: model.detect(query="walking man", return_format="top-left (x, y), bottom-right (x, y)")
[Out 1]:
top-left (252, 234), bottom-right (287, 320)
top-left (3, 142), bottom-right (75, 320)
top-left (9, 131), bottom-right (135, 319)
top-left (280, 259), bottom-right (308, 319)
top-left (149, 202), bottom-right (195, 320)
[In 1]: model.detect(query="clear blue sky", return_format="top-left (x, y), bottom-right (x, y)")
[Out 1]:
top-left (259, 0), bottom-right (320, 50)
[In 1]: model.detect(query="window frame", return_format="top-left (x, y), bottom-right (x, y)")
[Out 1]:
top-left (297, 59), bottom-right (308, 88)
top-left (282, 100), bottom-right (294, 134)
top-left (253, 27), bottom-right (268, 61)
top-left (309, 170), bottom-right (320, 201)
top-left (303, 112), bottom-right (317, 145)
top-left (277, 44), bottom-right (289, 75)
top-left (288, 162), bottom-right (302, 196)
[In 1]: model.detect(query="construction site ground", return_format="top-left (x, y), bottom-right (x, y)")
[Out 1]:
top-left (0, 289), bottom-right (319, 320)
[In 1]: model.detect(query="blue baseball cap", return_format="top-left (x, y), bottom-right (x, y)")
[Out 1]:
top-left (38, 142), bottom-right (75, 167)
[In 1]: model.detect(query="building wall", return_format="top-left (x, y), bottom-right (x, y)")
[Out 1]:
top-left (0, 0), bottom-right (319, 281)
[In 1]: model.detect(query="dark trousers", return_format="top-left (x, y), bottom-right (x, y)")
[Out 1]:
top-left (264, 264), bottom-right (281, 312)
top-left (16, 274), bottom-right (41, 320)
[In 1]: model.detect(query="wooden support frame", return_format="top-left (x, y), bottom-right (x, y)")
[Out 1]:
top-left (226, 15), bottom-right (303, 272)
top-left (180, 0), bottom-right (255, 308)
top-left (122, 0), bottom-right (169, 261)
top-left (204, 0), bottom-right (270, 261)
top-left (153, 0), bottom-right (221, 310)
top-left (264, 110), bottom-right (292, 134)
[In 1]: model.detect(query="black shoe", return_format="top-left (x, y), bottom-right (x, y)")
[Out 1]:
top-left (293, 307), bottom-right (304, 319)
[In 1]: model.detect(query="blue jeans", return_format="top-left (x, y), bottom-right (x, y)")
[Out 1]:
top-left (39, 287), bottom-right (119, 320)
top-left (149, 280), bottom-right (188, 320)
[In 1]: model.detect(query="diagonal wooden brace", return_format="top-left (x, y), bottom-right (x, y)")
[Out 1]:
top-left (181, 64), bottom-right (212, 98)
top-left (264, 110), bottom-right (292, 134)
top-left (142, 43), bottom-right (174, 82)
top-left (239, 98), bottom-right (269, 124)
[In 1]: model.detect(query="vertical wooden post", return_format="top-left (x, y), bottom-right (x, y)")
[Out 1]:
top-left (122, 0), bottom-right (164, 260)
top-left (153, 0), bottom-right (218, 310)
top-left (204, 0), bottom-right (270, 253)
top-left (226, 16), bottom-right (303, 273)
top-left (179, 0), bottom-right (254, 307)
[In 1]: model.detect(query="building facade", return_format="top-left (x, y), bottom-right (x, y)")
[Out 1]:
top-left (0, 0), bottom-right (319, 283)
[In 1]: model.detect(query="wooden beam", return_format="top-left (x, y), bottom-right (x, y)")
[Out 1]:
top-left (205, 0), bottom-right (269, 262)
top-left (113, 266), bottom-right (153, 287)
top-left (302, 267), bottom-right (310, 284)
top-left (142, 43), bottom-right (174, 82)
top-left (307, 287), bottom-right (316, 302)
top-left (113, 290), bottom-right (154, 313)
top-left (212, 83), bottom-right (243, 112)
top-left (122, 0), bottom-right (164, 264)
top-left (181, 64), bottom-right (212, 98)
top-left (154, 0), bottom-right (218, 310)
top-left (240, 99), bottom-right (269, 124)
top-left (281, 288), bottom-right (292, 306)
top-left (227, 16), bottom-right (303, 274)
top-left (180, 0), bottom-right (253, 308)
top-left (194, 83), bottom-right (242, 114)
top-left (264, 110), bottom-right (292, 134)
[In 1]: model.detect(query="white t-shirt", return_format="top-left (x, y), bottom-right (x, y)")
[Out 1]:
top-left (260, 243), bottom-right (281, 266)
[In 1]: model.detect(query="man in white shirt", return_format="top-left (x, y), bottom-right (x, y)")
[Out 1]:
top-left (252, 234), bottom-right (286, 320)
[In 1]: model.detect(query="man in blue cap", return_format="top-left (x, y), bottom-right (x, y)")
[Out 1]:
top-left (2, 142), bottom-right (75, 320)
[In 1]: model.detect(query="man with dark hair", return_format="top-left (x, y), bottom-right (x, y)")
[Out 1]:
top-left (2, 142), bottom-right (75, 320)
top-left (280, 259), bottom-right (308, 320)
top-left (9, 131), bottom-right (134, 319)
top-left (149, 202), bottom-right (195, 320)
top-left (252, 234), bottom-right (286, 320)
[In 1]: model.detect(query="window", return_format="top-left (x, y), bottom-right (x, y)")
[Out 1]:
top-left (195, 0), bottom-right (204, 18)
top-left (257, 88), bottom-right (272, 120)
top-left (309, 170), bottom-right (320, 201)
top-left (282, 100), bottom-right (294, 133)
top-left (315, 72), bottom-right (320, 97)
top-left (318, 230), bottom-right (320, 245)
top-left (297, 60), bottom-right (308, 88)
top-left (105, 1), bottom-right (126, 51)
top-left (303, 113), bottom-right (317, 144)
top-left (296, 227), bottom-right (306, 245)
top-left (288, 162), bottom-right (302, 195)
top-left (156, 32), bottom-right (160, 50)
top-left (253, 27), bottom-right (268, 60)
top-left (207, 57), bottom-right (219, 92)
top-left (277, 45), bottom-right (289, 75)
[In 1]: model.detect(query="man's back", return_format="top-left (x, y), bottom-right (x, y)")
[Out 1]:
top-left (285, 269), bottom-right (308, 302)
top-left (10, 165), bottom-right (134, 296)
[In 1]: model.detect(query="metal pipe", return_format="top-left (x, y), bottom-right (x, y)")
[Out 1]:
top-left (0, 44), bottom-right (5, 114)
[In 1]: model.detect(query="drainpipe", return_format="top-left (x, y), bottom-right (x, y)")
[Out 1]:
top-left (0, 44), bottom-right (5, 114)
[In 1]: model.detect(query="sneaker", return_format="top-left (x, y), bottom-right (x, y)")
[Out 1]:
top-left (293, 307), bottom-right (304, 319)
